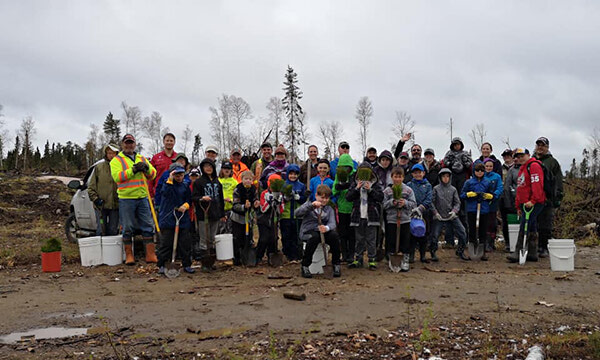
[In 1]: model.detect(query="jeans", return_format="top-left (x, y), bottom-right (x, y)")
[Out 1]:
top-left (280, 219), bottom-right (300, 261)
top-left (338, 213), bottom-right (355, 261)
top-left (354, 219), bottom-right (377, 261)
top-left (119, 198), bottom-right (155, 241)
top-left (157, 227), bottom-right (191, 268)
top-left (430, 218), bottom-right (467, 251)
top-left (95, 208), bottom-right (120, 236)
top-left (519, 203), bottom-right (545, 236)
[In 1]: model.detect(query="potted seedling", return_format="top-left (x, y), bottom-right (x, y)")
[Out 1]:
top-left (41, 237), bottom-right (62, 272)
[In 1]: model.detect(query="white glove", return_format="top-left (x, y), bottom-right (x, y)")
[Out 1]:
top-left (435, 213), bottom-right (443, 221)
top-left (264, 193), bottom-right (274, 203)
top-left (293, 193), bottom-right (300, 200)
top-left (411, 208), bottom-right (422, 217)
top-left (448, 211), bottom-right (458, 220)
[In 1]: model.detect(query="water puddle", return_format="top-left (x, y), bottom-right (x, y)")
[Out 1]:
top-left (0, 327), bottom-right (88, 344)
top-left (43, 312), bottom-right (96, 319)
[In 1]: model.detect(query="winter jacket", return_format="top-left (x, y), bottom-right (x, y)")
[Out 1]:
top-left (332, 154), bottom-right (356, 214)
top-left (346, 162), bottom-right (384, 226)
top-left (158, 178), bottom-right (192, 229)
top-left (88, 158), bottom-right (119, 209)
top-left (516, 157), bottom-right (546, 209)
top-left (155, 170), bottom-right (190, 208)
top-left (191, 159), bottom-right (225, 221)
top-left (149, 150), bottom-right (177, 198)
top-left (295, 201), bottom-right (337, 241)
top-left (407, 177), bottom-right (433, 214)
top-left (330, 156), bottom-right (358, 180)
top-left (219, 176), bottom-right (238, 211)
top-left (299, 158), bottom-right (319, 185)
top-left (460, 176), bottom-right (493, 214)
top-left (442, 137), bottom-right (472, 194)
top-left (257, 189), bottom-right (285, 227)
top-left (502, 163), bottom-right (520, 210)
top-left (373, 150), bottom-right (394, 188)
top-left (535, 152), bottom-right (564, 207)
top-left (424, 159), bottom-right (442, 187)
top-left (281, 164), bottom-right (307, 219)
top-left (383, 183), bottom-right (417, 225)
top-left (259, 159), bottom-right (289, 189)
top-left (484, 170), bottom-right (504, 212)
top-left (392, 140), bottom-right (423, 183)
top-left (230, 160), bottom-right (249, 184)
top-left (309, 175), bottom-right (335, 203)
top-left (231, 183), bottom-right (258, 225)
top-left (474, 154), bottom-right (502, 176)
top-left (431, 168), bottom-right (461, 218)
top-left (110, 151), bottom-right (157, 199)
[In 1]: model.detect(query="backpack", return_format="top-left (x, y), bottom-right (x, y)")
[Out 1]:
top-left (526, 159), bottom-right (555, 202)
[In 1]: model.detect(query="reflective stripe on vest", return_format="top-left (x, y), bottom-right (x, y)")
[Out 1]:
top-left (117, 180), bottom-right (145, 189)
top-left (115, 155), bottom-right (130, 183)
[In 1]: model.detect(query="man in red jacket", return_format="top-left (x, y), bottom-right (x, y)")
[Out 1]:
top-left (507, 148), bottom-right (546, 263)
top-left (149, 133), bottom-right (177, 198)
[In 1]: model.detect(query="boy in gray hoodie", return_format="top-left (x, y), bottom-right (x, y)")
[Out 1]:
top-left (430, 168), bottom-right (468, 260)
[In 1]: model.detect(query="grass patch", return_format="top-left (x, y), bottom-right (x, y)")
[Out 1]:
top-left (576, 232), bottom-right (600, 247)
top-left (543, 331), bottom-right (600, 359)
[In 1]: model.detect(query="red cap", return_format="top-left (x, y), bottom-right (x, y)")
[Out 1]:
top-left (122, 134), bottom-right (135, 143)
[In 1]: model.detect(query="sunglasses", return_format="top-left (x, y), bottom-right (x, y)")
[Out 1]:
top-left (340, 145), bottom-right (349, 149)
top-left (474, 169), bottom-right (484, 172)
top-left (412, 149), bottom-right (421, 153)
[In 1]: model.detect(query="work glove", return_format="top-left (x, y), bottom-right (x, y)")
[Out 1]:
top-left (293, 193), bottom-right (300, 200)
top-left (483, 193), bottom-right (494, 200)
top-left (410, 207), bottom-right (422, 218)
top-left (435, 213), bottom-right (443, 221)
top-left (94, 199), bottom-right (104, 208)
top-left (466, 191), bottom-right (477, 198)
top-left (304, 189), bottom-right (311, 198)
top-left (264, 193), bottom-right (274, 203)
top-left (448, 211), bottom-right (458, 220)
top-left (133, 162), bottom-right (149, 173)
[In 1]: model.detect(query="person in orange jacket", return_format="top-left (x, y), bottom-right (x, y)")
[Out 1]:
top-left (230, 148), bottom-right (249, 183)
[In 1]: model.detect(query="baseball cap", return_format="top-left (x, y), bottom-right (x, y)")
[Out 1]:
top-left (514, 148), bottom-right (530, 156)
top-left (424, 148), bottom-right (435, 156)
top-left (173, 153), bottom-right (189, 164)
top-left (205, 145), bottom-right (218, 154)
top-left (190, 168), bottom-right (200, 176)
top-left (536, 137), bottom-right (549, 146)
top-left (106, 143), bottom-right (119, 152)
top-left (411, 163), bottom-right (425, 172)
top-left (221, 161), bottom-right (233, 169)
top-left (122, 134), bottom-right (135, 143)
top-left (501, 148), bottom-right (513, 156)
top-left (231, 148), bottom-right (242, 155)
top-left (366, 146), bottom-right (377, 153)
top-left (339, 141), bottom-right (350, 149)
top-left (171, 165), bottom-right (185, 174)
top-left (399, 152), bottom-right (409, 159)
top-left (261, 142), bottom-right (272, 149)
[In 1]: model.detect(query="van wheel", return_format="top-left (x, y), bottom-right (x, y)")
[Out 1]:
top-left (65, 214), bottom-right (79, 243)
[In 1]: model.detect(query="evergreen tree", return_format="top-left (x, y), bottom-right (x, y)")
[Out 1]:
top-left (580, 148), bottom-right (590, 178)
top-left (568, 158), bottom-right (578, 179)
top-left (103, 112), bottom-right (121, 144)
top-left (282, 65), bottom-right (303, 163)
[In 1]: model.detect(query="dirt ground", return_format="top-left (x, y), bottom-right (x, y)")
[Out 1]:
top-left (1, 247), bottom-right (599, 359)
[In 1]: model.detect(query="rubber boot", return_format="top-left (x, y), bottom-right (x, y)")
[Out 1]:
top-left (527, 232), bottom-right (539, 262)
top-left (333, 264), bottom-right (341, 277)
top-left (401, 254), bottom-right (410, 272)
top-left (507, 229), bottom-right (524, 263)
top-left (409, 250), bottom-right (415, 264)
top-left (301, 266), bottom-right (312, 278)
top-left (430, 250), bottom-right (439, 262)
top-left (481, 249), bottom-right (488, 261)
top-left (144, 239), bottom-right (158, 263)
top-left (124, 244), bottom-right (135, 265)
top-left (486, 234), bottom-right (495, 253)
top-left (457, 245), bottom-right (470, 261)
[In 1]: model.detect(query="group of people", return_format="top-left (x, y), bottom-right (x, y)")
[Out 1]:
top-left (86, 130), bottom-right (563, 278)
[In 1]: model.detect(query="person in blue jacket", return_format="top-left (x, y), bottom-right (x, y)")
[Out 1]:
top-left (460, 162), bottom-right (494, 261)
top-left (280, 164), bottom-right (307, 261)
top-left (154, 154), bottom-right (191, 210)
top-left (309, 159), bottom-right (336, 203)
top-left (406, 163), bottom-right (433, 263)
top-left (157, 165), bottom-right (194, 275)
top-left (483, 158), bottom-right (503, 252)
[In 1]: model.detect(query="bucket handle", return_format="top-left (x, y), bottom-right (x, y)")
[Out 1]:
top-left (551, 247), bottom-right (576, 259)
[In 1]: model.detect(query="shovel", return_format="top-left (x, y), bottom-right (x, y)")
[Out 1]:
top-left (317, 210), bottom-right (333, 277)
top-left (269, 203), bottom-right (284, 267)
top-left (468, 201), bottom-right (485, 261)
top-left (519, 206), bottom-right (534, 265)
top-left (166, 209), bottom-right (186, 278)
top-left (241, 209), bottom-right (256, 266)
top-left (389, 211), bottom-right (403, 272)
top-left (200, 202), bottom-right (216, 270)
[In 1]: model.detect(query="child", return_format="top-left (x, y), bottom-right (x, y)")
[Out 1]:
top-left (431, 168), bottom-right (468, 261)
top-left (309, 159), bottom-right (335, 202)
top-left (406, 163), bottom-right (432, 263)
top-left (280, 164), bottom-right (307, 261)
top-left (332, 154), bottom-right (356, 263)
top-left (460, 163), bottom-right (494, 261)
top-left (231, 170), bottom-right (260, 265)
top-left (157, 165), bottom-right (194, 274)
top-left (383, 167), bottom-right (416, 271)
top-left (218, 161), bottom-right (238, 235)
top-left (297, 185), bottom-right (342, 278)
top-left (483, 158), bottom-right (503, 252)
top-left (256, 174), bottom-right (285, 265)
top-left (191, 158), bottom-right (226, 271)
top-left (346, 162), bottom-right (384, 270)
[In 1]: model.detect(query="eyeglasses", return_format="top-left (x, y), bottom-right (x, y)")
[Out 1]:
top-left (412, 149), bottom-right (421, 153)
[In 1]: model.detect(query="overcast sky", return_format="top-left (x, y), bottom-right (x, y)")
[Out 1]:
top-left (1, 1), bottom-right (599, 169)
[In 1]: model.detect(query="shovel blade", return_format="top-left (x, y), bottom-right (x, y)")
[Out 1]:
top-left (468, 243), bottom-right (484, 261)
top-left (165, 263), bottom-right (180, 278)
top-left (269, 252), bottom-right (284, 267)
top-left (241, 245), bottom-right (256, 267)
top-left (519, 249), bottom-right (528, 265)
top-left (388, 255), bottom-right (402, 273)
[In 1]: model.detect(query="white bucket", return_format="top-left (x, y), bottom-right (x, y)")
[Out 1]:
top-left (508, 224), bottom-right (520, 252)
top-left (304, 242), bottom-right (328, 274)
top-left (215, 234), bottom-right (234, 260)
top-left (78, 237), bottom-right (102, 267)
top-left (548, 239), bottom-right (576, 272)
top-left (101, 236), bottom-right (123, 266)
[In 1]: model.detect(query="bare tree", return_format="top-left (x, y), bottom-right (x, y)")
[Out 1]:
top-left (297, 112), bottom-right (311, 161)
top-left (228, 96), bottom-right (252, 149)
top-left (19, 116), bottom-right (36, 169)
top-left (142, 111), bottom-right (168, 155)
top-left (390, 111), bottom-right (415, 151)
top-left (266, 97), bottom-right (284, 145)
top-left (469, 123), bottom-right (487, 151)
top-left (590, 127), bottom-right (600, 151)
top-left (318, 120), bottom-right (343, 161)
top-left (447, 117), bottom-right (454, 142)
top-left (355, 96), bottom-right (373, 156)
top-left (85, 124), bottom-right (100, 167)
top-left (501, 135), bottom-right (511, 150)
top-left (0, 104), bottom-right (7, 168)
top-left (181, 124), bottom-right (193, 154)
top-left (121, 101), bottom-right (143, 150)
top-left (246, 116), bottom-right (271, 157)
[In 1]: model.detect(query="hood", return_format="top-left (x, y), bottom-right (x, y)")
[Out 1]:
top-left (378, 150), bottom-right (394, 167)
top-left (199, 158), bottom-right (216, 178)
top-left (357, 161), bottom-right (378, 182)
top-left (438, 167), bottom-right (452, 185)
top-left (338, 153), bottom-right (355, 168)
top-left (286, 164), bottom-right (300, 177)
top-left (450, 137), bottom-right (464, 151)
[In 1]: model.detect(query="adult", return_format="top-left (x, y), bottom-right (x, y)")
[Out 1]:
top-left (507, 148), bottom-right (545, 263)
top-left (230, 148), bottom-right (249, 183)
top-left (364, 147), bottom-right (378, 168)
top-left (374, 150), bottom-right (394, 188)
top-left (250, 142), bottom-right (274, 188)
top-left (483, 158), bottom-right (504, 252)
top-left (154, 153), bottom-right (190, 209)
top-left (259, 145), bottom-right (290, 189)
top-left (394, 133), bottom-right (423, 173)
top-left (88, 143), bottom-right (120, 236)
top-left (474, 142), bottom-right (502, 175)
top-left (299, 145), bottom-right (320, 185)
top-left (149, 133), bottom-right (177, 198)
top-left (423, 148), bottom-right (441, 187)
top-left (501, 149), bottom-right (519, 252)
top-left (110, 134), bottom-right (158, 265)
top-left (204, 145), bottom-right (219, 172)
top-left (330, 141), bottom-right (358, 179)
top-left (534, 136), bottom-right (564, 258)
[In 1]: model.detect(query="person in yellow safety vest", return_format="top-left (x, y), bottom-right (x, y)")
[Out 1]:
top-left (110, 134), bottom-right (158, 265)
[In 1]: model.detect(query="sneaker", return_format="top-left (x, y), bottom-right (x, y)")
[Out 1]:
top-left (409, 252), bottom-right (415, 264)
top-left (301, 266), bottom-right (312, 278)
top-left (348, 260), bottom-right (361, 269)
top-left (401, 254), bottom-right (410, 272)
top-left (481, 253), bottom-right (488, 261)
top-left (183, 266), bottom-right (196, 274)
top-left (368, 261), bottom-right (377, 270)
top-left (158, 266), bottom-right (165, 274)
top-left (333, 265), bottom-right (341, 277)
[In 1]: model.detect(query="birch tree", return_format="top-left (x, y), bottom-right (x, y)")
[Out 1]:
top-left (355, 96), bottom-right (373, 156)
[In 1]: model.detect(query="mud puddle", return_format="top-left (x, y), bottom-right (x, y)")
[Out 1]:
top-left (0, 327), bottom-right (88, 344)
